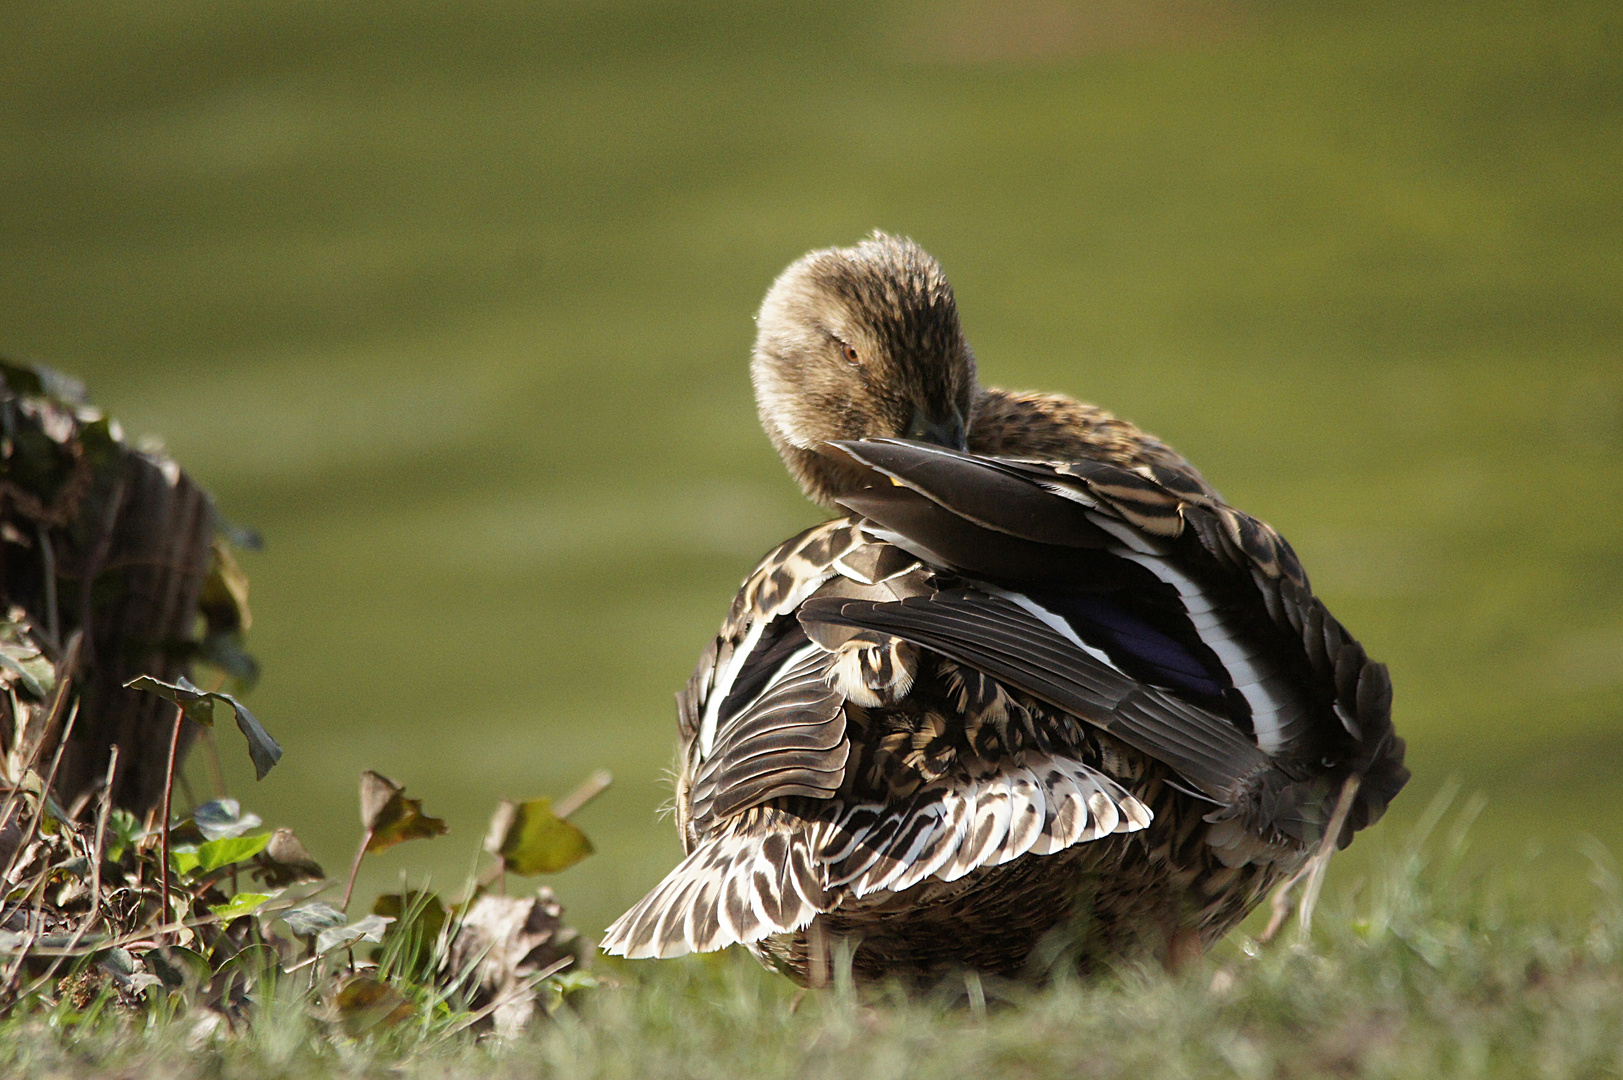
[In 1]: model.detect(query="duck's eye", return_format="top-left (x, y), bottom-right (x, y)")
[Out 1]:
top-left (841, 343), bottom-right (860, 365)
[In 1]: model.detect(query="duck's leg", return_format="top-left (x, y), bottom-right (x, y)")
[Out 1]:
top-left (805, 916), bottom-right (830, 989)
top-left (1164, 927), bottom-right (1205, 974)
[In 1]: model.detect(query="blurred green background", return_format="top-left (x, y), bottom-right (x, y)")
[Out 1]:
top-left (2, 0), bottom-right (1620, 935)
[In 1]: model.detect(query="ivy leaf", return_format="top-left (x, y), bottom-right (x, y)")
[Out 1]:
top-left (169, 847), bottom-right (202, 876)
top-left (144, 946), bottom-right (210, 993)
top-left (193, 833), bottom-right (272, 874)
top-left (281, 901), bottom-right (348, 938)
top-left (104, 808), bottom-right (144, 863)
top-left (223, 695), bottom-right (280, 779)
top-left (316, 914), bottom-right (393, 955)
top-left (124, 673), bottom-right (216, 727)
top-left (209, 892), bottom-right (272, 920)
top-left (199, 538), bottom-right (253, 636)
top-left (221, 695), bottom-right (281, 779)
top-left (0, 643), bottom-right (51, 700)
top-left (123, 674), bottom-right (283, 779)
top-left (359, 771), bottom-right (447, 854)
top-left (193, 798), bottom-right (262, 841)
top-left (487, 798), bottom-right (593, 876)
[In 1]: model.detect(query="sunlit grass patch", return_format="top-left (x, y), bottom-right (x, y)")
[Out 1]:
top-left (4, 798), bottom-right (1620, 1080)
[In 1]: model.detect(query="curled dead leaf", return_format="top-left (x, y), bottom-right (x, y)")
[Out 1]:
top-left (358, 771), bottom-right (447, 854)
top-left (254, 828), bottom-right (325, 887)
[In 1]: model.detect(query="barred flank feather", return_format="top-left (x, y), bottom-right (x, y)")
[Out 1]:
top-left (599, 755), bottom-right (1149, 960)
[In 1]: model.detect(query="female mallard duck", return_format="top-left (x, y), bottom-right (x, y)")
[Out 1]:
top-left (600, 233), bottom-right (1407, 983)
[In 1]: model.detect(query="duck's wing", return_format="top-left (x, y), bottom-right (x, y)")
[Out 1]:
top-left (678, 516), bottom-right (951, 832)
top-left (605, 513), bottom-right (1162, 962)
top-left (678, 520), bottom-right (860, 832)
top-left (813, 439), bottom-right (1406, 845)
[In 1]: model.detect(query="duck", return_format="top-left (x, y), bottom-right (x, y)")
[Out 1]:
top-left (600, 233), bottom-right (1408, 984)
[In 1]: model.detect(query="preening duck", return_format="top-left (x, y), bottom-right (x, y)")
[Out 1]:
top-left (600, 233), bottom-right (1407, 983)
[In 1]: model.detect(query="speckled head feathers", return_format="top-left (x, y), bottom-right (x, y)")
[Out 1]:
top-left (752, 232), bottom-right (978, 509)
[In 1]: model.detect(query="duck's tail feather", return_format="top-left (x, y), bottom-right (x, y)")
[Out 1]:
top-left (825, 757), bottom-right (1151, 897)
top-left (600, 755), bottom-right (1153, 960)
top-left (599, 826), bottom-right (826, 960)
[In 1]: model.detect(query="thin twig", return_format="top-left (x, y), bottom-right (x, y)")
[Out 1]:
top-left (0, 910), bottom-right (43, 1002)
top-left (35, 523), bottom-right (59, 653)
top-left (90, 746), bottom-right (118, 932)
top-left (13, 748), bottom-right (119, 1001)
top-left (0, 633), bottom-right (81, 849)
top-left (3, 890), bottom-right (329, 959)
top-left (0, 858), bottom-right (57, 999)
top-left (553, 770), bottom-right (613, 819)
top-left (31, 630), bottom-right (81, 767)
top-left (157, 702), bottom-right (185, 942)
top-left (0, 695), bottom-right (82, 891)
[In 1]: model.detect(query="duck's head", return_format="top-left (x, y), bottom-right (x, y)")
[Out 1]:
top-left (751, 232), bottom-right (977, 510)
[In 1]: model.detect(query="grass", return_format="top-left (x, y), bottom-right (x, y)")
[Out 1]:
top-left (1, 0), bottom-right (1621, 1071)
top-left (4, 802), bottom-right (1621, 1079)
top-left (3, 0), bottom-right (1621, 929)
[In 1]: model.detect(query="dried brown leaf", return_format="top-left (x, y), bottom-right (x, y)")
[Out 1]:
top-left (254, 827), bottom-right (325, 887)
top-left (359, 771), bottom-right (447, 854)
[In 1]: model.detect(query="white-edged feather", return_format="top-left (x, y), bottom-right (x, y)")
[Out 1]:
top-left (1114, 549), bottom-right (1302, 755)
top-left (601, 755), bottom-right (1154, 961)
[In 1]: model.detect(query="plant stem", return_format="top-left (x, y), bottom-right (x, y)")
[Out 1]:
top-left (158, 702), bottom-right (184, 940)
top-left (340, 829), bottom-right (373, 913)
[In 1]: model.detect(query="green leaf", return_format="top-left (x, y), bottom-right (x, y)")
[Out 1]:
top-left (220, 694), bottom-right (281, 779)
top-left (193, 833), bottom-right (272, 874)
top-left (123, 674), bottom-right (283, 778)
top-left (193, 798), bottom-right (261, 841)
top-left (105, 808), bottom-right (144, 863)
top-left (281, 901), bottom-right (347, 937)
top-left (209, 943), bottom-right (279, 995)
top-left (143, 946), bottom-right (210, 993)
top-left (491, 797), bottom-right (594, 875)
top-left (316, 914), bottom-right (393, 955)
top-left (209, 892), bottom-right (271, 919)
top-left (124, 673), bottom-right (216, 726)
top-left (0, 644), bottom-right (51, 699)
top-left (169, 847), bottom-right (202, 876)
